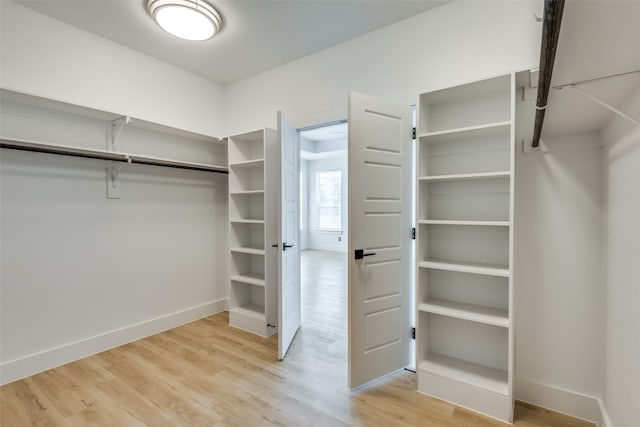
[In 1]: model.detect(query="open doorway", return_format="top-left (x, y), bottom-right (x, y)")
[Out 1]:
top-left (287, 98), bottom-right (415, 389)
top-left (298, 122), bottom-right (349, 347)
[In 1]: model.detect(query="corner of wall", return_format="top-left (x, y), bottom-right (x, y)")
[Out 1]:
top-left (515, 377), bottom-right (608, 425)
top-left (602, 86), bottom-right (640, 146)
top-left (596, 397), bottom-right (615, 427)
top-left (599, 86), bottom-right (640, 427)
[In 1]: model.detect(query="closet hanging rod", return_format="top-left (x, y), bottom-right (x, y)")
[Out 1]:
top-left (532, 0), bottom-right (565, 148)
top-left (0, 138), bottom-right (228, 174)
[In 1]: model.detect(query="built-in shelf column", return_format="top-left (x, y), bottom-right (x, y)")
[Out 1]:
top-left (415, 73), bottom-right (515, 423)
top-left (228, 129), bottom-right (277, 337)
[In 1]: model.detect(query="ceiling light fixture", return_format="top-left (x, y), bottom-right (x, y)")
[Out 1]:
top-left (146, 0), bottom-right (222, 41)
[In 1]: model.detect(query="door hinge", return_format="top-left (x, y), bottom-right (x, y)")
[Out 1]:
top-left (412, 127), bottom-right (416, 140)
top-left (411, 327), bottom-right (416, 340)
top-left (411, 227), bottom-right (416, 240)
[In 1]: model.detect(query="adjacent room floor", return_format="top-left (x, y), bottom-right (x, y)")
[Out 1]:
top-left (0, 250), bottom-right (594, 426)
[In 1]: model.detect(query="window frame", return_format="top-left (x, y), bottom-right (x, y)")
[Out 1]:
top-left (315, 169), bottom-right (342, 232)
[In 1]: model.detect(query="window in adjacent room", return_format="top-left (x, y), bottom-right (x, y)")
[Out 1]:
top-left (316, 170), bottom-right (342, 231)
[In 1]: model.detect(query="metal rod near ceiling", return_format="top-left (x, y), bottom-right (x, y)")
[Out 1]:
top-left (0, 138), bottom-right (229, 174)
top-left (532, 0), bottom-right (566, 148)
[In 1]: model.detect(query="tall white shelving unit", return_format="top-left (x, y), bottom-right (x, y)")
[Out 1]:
top-left (415, 74), bottom-right (515, 422)
top-left (228, 129), bottom-right (278, 338)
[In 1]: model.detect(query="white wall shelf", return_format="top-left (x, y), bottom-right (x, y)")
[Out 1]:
top-left (230, 190), bottom-right (265, 195)
top-left (229, 159), bottom-right (265, 169)
top-left (230, 219), bottom-right (265, 224)
top-left (419, 260), bottom-right (509, 277)
top-left (228, 128), bottom-right (277, 338)
top-left (419, 353), bottom-right (508, 395)
top-left (415, 73), bottom-right (515, 422)
top-left (418, 120), bottom-right (511, 140)
top-left (230, 274), bottom-right (266, 287)
top-left (231, 304), bottom-right (265, 318)
top-left (230, 247), bottom-right (266, 256)
top-left (418, 171), bottom-right (510, 182)
top-left (418, 299), bottom-right (509, 328)
top-left (418, 220), bottom-right (509, 227)
top-left (0, 89), bottom-right (222, 144)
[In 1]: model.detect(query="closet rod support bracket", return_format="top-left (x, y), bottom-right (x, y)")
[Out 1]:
top-left (568, 85), bottom-right (640, 129)
top-left (107, 161), bottom-right (122, 199)
top-left (523, 138), bottom-right (549, 154)
top-left (111, 116), bottom-right (132, 151)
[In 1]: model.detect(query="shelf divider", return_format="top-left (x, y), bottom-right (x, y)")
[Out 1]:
top-left (418, 120), bottom-right (511, 139)
top-left (230, 190), bottom-right (265, 195)
top-left (418, 299), bottom-right (509, 328)
top-left (230, 273), bottom-right (266, 287)
top-left (229, 159), bottom-right (264, 168)
top-left (418, 171), bottom-right (510, 182)
top-left (230, 304), bottom-right (265, 318)
top-left (419, 259), bottom-right (509, 277)
top-left (230, 247), bottom-right (265, 256)
top-left (230, 219), bottom-right (265, 224)
top-left (417, 220), bottom-right (510, 227)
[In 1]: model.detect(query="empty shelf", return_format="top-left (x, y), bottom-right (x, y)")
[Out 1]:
top-left (229, 159), bottom-right (264, 168)
top-left (418, 171), bottom-right (510, 182)
top-left (230, 219), bottom-right (265, 224)
top-left (419, 353), bottom-right (508, 395)
top-left (230, 190), bottom-right (265, 195)
top-left (230, 304), bottom-right (265, 319)
top-left (418, 299), bottom-right (509, 328)
top-left (230, 247), bottom-right (265, 256)
top-left (418, 220), bottom-right (510, 227)
top-left (418, 121), bottom-right (511, 140)
top-left (230, 274), bottom-right (266, 287)
top-left (419, 260), bottom-right (509, 277)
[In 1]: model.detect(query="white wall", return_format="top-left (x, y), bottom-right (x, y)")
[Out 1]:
top-left (224, 0), bottom-right (542, 133)
top-left (306, 154), bottom-right (348, 253)
top-left (0, 2), bottom-right (229, 384)
top-left (0, 2), bottom-right (225, 137)
top-left (601, 89), bottom-right (640, 427)
top-left (514, 133), bottom-right (605, 419)
top-left (0, 98), bottom-right (229, 385)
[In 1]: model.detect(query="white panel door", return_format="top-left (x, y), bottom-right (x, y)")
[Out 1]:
top-left (348, 92), bottom-right (412, 388)
top-left (277, 111), bottom-right (301, 360)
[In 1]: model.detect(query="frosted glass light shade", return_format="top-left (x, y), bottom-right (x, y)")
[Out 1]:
top-left (146, 0), bottom-right (222, 41)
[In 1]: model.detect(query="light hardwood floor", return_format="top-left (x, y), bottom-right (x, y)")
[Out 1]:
top-left (1, 250), bottom-right (594, 426)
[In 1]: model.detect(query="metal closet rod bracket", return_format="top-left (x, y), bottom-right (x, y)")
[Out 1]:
top-left (111, 116), bottom-right (132, 151)
top-left (107, 161), bottom-right (123, 199)
top-left (558, 84), bottom-right (640, 129)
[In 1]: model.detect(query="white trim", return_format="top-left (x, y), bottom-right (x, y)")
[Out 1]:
top-left (596, 397), bottom-right (614, 427)
top-left (0, 298), bottom-right (228, 385)
top-left (515, 377), bottom-right (608, 425)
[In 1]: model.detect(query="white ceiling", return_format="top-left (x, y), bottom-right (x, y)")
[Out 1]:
top-left (543, 0), bottom-right (640, 137)
top-left (300, 122), bottom-right (347, 159)
top-left (13, 0), bottom-right (449, 85)
top-left (301, 122), bottom-right (348, 142)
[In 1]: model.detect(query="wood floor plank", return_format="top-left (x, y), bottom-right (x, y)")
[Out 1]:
top-left (1, 251), bottom-right (595, 427)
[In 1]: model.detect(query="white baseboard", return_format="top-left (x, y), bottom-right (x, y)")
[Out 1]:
top-left (515, 377), bottom-right (610, 426)
top-left (596, 397), bottom-right (614, 427)
top-left (0, 298), bottom-right (228, 385)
